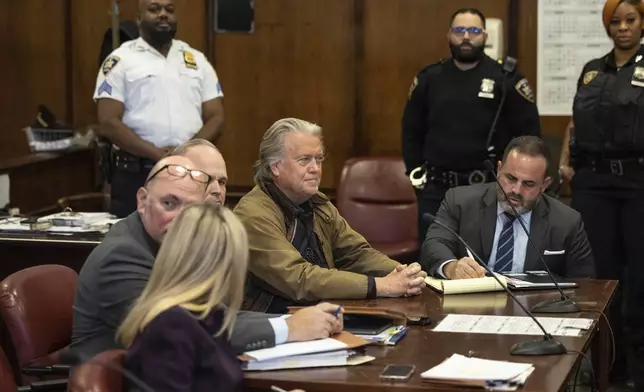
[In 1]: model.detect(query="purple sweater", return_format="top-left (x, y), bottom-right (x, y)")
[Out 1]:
top-left (124, 306), bottom-right (244, 392)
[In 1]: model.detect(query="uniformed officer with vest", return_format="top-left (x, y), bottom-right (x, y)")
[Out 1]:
top-left (559, 0), bottom-right (644, 388)
top-left (94, 0), bottom-right (224, 218)
top-left (402, 8), bottom-right (541, 246)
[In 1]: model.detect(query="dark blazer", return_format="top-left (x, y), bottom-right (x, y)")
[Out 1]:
top-left (71, 213), bottom-right (277, 361)
top-left (422, 183), bottom-right (595, 278)
top-left (124, 306), bottom-right (243, 392)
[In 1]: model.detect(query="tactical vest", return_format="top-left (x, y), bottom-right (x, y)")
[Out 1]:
top-left (573, 60), bottom-right (644, 153)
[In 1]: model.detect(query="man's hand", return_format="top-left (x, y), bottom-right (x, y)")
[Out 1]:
top-left (285, 302), bottom-right (343, 342)
top-left (376, 262), bottom-right (427, 297)
top-left (559, 165), bottom-right (575, 183)
top-left (444, 257), bottom-right (486, 280)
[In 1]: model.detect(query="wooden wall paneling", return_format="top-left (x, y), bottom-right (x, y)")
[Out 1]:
top-left (213, 0), bottom-right (357, 189)
top-left (71, 0), bottom-right (115, 129)
top-left (360, 0), bottom-right (510, 158)
top-left (0, 0), bottom-right (69, 159)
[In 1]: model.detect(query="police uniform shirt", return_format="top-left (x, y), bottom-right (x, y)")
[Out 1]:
top-left (575, 45), bottom-right (644, 157)
top-left (93, 38), bottom-right (224, 148)
top-left (576, 45), bottom-right (644, 90)
top-left (402, 55), bottom-right (540, 172)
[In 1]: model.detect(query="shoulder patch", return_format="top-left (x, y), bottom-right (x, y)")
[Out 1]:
top-left (514, 78), bottom-right (535, 103)
top-left (583, 70), bottom-right (598, 85)
top-left (101, 55), bottom-right (120, 76)
top-left (408, 76), bottom-right (418, 100)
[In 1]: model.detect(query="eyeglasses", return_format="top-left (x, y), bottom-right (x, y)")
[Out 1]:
top-left (295, 154), bottom-right (326, 167)
top-left (145, 164), bottom-right (212, 186)
top-left (451, 26), bottom-right (484, 36)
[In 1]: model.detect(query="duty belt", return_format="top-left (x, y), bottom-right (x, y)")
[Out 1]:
top-left (428, 167), bottom-right (491, 187)
top-left (112, 149), bottom-right (156, 174)
top-left (584, 156), bottom-right (644, 176)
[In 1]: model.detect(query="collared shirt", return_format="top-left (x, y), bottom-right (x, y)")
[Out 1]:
top-left (438, 202), bottom-right (532, 277)
top-left (93, 38), bottom-right (223, 148)
top-left (487, 203), bottom-right (532, 273)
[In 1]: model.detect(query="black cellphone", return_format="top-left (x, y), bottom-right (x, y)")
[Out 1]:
top-left (407, 316), bottom-right (432, 326)
top-left (380, 364), bottom-right (415, 381)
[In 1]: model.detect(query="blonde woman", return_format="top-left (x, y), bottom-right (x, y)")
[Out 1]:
top-left (117, 203), bottom-right (248, 392)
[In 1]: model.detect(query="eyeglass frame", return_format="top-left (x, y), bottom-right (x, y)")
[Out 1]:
top-left (450, 26), bottom-right (485, 36)
top-left (144, 164), bottom-right (212, 186)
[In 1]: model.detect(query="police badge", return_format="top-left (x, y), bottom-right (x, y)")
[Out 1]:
top-left (632, 67), bottom-right (644, 87)
top-left (478, 78), bottom-right (495, 99)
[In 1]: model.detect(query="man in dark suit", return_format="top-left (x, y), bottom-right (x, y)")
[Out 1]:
top-left (422, 135), bottom-right (595, 279)
top-left (72, 146), bottom-right (342, 361)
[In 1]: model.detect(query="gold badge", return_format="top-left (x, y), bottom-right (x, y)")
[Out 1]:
top-left (632, 67), bottom-right (644, 87)
top-left (408, 76), bottom-right (418, 100)
top-left (183, 51), bottom-right (198, 70)
top-left (583, 71), bottom-right (598, 85)
top-left (515, 78), bottom-right (535, 103)
top-left (478, 78), bottom-right (495, 99)
top-left (101, 55), bottom-right (120, 76)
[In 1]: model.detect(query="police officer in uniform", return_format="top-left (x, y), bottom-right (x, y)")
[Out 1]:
top-left (94, 0), bottom-right (224, 218)
top-left (402, 8), bottom-right (541, 246)
top-left (559, 0), bottom-right (644, 388)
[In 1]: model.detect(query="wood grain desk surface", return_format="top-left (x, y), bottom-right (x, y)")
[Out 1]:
top-left (245, 280), bottom-right (617, 392)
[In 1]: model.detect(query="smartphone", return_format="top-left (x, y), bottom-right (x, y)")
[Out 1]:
top-left (379, 364), bottom-right (415, 381)
top-left (407, 316), bottom-right (432, 326)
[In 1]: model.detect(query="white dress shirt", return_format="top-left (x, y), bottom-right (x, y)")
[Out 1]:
top-left (93, 38), bottom-right (223, 148)
top-left (438, 202), bottom-right (532, 277)
top-left (487, 203), bottom-right (532, 273)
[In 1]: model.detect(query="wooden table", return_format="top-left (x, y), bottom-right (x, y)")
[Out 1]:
top-left (244, 280), bottom-right (617, 392)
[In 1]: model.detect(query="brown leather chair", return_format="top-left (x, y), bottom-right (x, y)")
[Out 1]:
top-left (337, 157), bottom-right (419, 263)
top-left (0, 265), bottom-right (77, 383)
top-left (68, 350), bottom-right (125, 392)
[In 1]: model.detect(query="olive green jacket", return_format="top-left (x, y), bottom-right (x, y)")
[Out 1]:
top-left (234, 185), bottom-right (399, 312)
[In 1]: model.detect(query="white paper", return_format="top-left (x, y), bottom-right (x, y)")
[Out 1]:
top-left (537, 0), bottom-right (614, 115)
top-left (244, 338), bottom-right (347, 362)
top-left (0, 174), bottom-right (9, 209)
top-left (433, 314), bottom-right (593, 337)
top-left (421, 354), bottom-right (533, 381)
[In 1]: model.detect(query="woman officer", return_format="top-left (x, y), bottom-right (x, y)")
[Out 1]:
top-left (559, 0), bottom-right (644, 388)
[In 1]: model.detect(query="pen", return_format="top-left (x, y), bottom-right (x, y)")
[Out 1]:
top-left (332, 306), bottom-right (342, 318)
top-left (271, 386), bottom-right (288, 392)
top-left (466, 248), bottom-right (475, 260)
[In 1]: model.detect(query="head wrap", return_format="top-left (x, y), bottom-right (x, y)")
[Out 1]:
top-left (603, 0), bottom-right (644, 34)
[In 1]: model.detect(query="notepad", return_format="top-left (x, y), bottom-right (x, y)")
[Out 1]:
top-left (238, 331), bottom-right (375, 371)
top-left (421, 354), bottom-right (534, 391)
top-left (425, 275), bottom-right (507, 295)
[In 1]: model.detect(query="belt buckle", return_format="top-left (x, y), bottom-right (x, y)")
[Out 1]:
top-left (468, 170), bottom-right (486, 184)
top-left (610, 160), bottom-right (624, 176)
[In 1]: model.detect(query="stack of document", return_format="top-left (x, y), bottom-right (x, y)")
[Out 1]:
top-left (425, 275), bottom-right (507, 295)
top-left (239, 332), bottom-right (375, 371)
top-left (421, 354), bottom-right (534, 391)
top-left (355, 325), bottom-right (408, 345)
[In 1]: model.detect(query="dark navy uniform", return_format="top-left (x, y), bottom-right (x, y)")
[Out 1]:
top-left (401, 55), bottom-right (541, 244)
top-left (570, 45), bottom-right (644, 386)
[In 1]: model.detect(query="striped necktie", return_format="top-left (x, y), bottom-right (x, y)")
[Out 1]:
top-left (494, 212), bottom-right (516, 273)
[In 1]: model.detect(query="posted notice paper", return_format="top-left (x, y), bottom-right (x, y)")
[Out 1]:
top-left (434, 314), bottom-right (594, 337)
